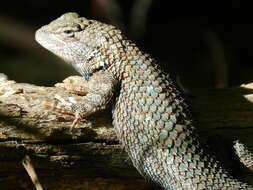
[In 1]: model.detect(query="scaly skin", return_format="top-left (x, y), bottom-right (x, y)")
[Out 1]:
top-left (35, 13), bottom-right (253, 189)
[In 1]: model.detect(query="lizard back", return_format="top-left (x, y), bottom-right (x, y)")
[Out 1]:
top-left (109, 42), bottom-right (251, 189)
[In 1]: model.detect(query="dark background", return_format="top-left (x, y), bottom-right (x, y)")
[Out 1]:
top-left (0, 0), bottom-right (252, 89)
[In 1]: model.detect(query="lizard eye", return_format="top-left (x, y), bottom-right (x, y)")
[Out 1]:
top-left (62, 29), bottom-right (74, 37)
top-left (62, 25), bottom-right (82, 37)
top-left (64, 30), bottom-right (72, 34)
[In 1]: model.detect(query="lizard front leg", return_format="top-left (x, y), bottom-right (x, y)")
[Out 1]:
top-left (55, 71), bottom-right (118, 129)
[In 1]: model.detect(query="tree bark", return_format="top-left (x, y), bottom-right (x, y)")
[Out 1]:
top-left (0, 74), bottom-right (253, 189)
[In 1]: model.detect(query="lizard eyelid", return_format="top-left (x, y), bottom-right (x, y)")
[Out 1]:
top-left (64, 30), bottom-right (72, 34)
top-left (62, 30), bottom-right (75, 37)
top-left (61, 25), bottom-right (82, 33)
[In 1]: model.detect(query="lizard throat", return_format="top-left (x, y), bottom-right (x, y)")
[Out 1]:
top-left (74, 62), bottom-right (108, 80)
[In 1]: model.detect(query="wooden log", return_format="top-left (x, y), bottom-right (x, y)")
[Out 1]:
top-left (0, 74), bottom-right (253, 189)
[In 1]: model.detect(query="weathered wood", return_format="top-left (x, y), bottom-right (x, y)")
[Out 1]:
top-left (190, 83), bottom-right (253, 146)
top-left (0, 74), bottom-right (253, 189)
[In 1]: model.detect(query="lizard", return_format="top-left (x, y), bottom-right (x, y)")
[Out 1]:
top-left (35, 12), bottom-right (253, 190)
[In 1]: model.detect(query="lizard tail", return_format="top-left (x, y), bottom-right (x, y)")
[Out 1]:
top-left (234, 140), bottom-right (253, 170)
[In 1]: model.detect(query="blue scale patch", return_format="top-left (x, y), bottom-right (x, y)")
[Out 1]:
top-left (165, 120), bottom-right (174, 131)
top-left (153, 113), bottom-right (161, 121)
top-left (139, 99), bottom-right (145, 105)
top-left (131, 85), bottom-right (139, 92)
top-left (142, 105), bottom-right (149, 112)
top-left (179, 163), bottom-right (188, 171)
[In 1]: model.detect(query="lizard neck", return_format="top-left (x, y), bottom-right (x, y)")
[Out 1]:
top-left (107, 40), bottom-right (156, 82)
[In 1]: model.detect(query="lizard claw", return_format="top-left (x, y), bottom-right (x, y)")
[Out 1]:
top-left (69, 114), bottom-right (81, 131)
top-left (53, 94), bottom-right (86, 130)
top-left (69, 111), bottom-right (87, 131)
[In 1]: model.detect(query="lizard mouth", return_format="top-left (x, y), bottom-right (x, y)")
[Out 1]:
top-left (35, 28), bottom-right (66, 54)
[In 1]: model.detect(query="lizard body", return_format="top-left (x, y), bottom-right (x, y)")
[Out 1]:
top-left (35, 13), bottom-right (252, 189)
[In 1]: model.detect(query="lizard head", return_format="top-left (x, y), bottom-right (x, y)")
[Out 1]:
top-left (36, 12), bottom-right (125, 79)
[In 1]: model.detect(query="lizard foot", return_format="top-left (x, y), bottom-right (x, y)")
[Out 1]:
top-left (52, 94), bottom-right (92, 131)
